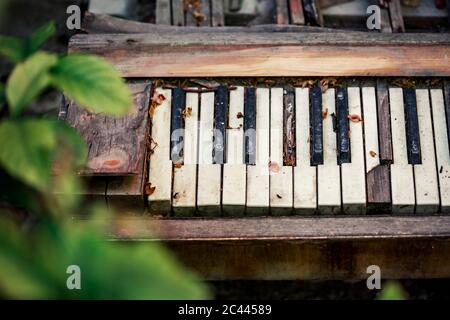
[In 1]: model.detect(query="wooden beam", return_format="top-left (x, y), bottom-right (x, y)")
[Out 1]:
top-left (69, 33), bottom-right (450, 77)
top-left (96, 216), bottom-right (450, 241)
top-left (65, 81), bottom-right (152, 175)
top-left (389, 0), bottom-right (406, 32)
top-left (82, 12), bottom-right (331, 34)
top-left (165, 238), bottom-right (450, 280)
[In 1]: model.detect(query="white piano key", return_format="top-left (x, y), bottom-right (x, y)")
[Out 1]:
top-left (431, 89), bottom-right (450, 213)
top-left (148, 88), bottom-right (173, 212)
top-left (223, 86), bottom-right (246, 215)
top-left (197, 92), bottom-right (221, 214)
top-left (317, 88), bottom-right (341, 214)
top-left (341, 87), bottom-right (366, 214)
top-left (294, 88), bottom-right (317, 213)
top-left (362, 87), bottom-right (381, 173)
top-left (173, 92), bottom-right (199, 216)
top-left (270, 88), bottom-right (293, 215)
top-left (247, 88), bottom-right (270, 215)
top-left (390, 88), bottom-right (415, 214)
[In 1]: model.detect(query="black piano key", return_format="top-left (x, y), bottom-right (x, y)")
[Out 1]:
top-left (310, 85), bottom-right (323, 166)
top-left (336, 87), bottom-right (351, 164)
top-left (283, 87), bottom-right (296, 166)
top-left (244, 87), bottom-right (257, 165)
top-left (213, 85), bottom-right (228, 164)
top-left (444, 82), bottom-right (450, 159)
top-left (302, 0), bottom-right (321, 26)
top-left (403, 88), bottom-right (421, 165)
top-left (170, 87), bottom-right (185, 163)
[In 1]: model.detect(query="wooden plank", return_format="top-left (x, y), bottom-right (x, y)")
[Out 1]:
top-left (390, 88), bottom-right (415, 214)
top-left (276, 0), bottom-right (290, 24)
top-left (211, 0), bottom-right (225, 26)
top-left (413, 89), bottom-right (439, 214)
top-left (270, 88), bottom-right (293, 215)
top-left (389, 0), bottom-right (406, 32)
top-left (148, 88), bottom-right (173, 214)
top-left (102, 216), bottom-right (450, 241)
top-left (376, 79), bottom-right (393, 164)
top-left (173, 92), bottom-right (199, 216)
top-left (247, 88), bottom-right (270, 216)
top-left (430, 89), bottom-right (450, 213)
top-left (289, 0), bottom-right (305, 25)
top-left (167, 238), bottom-right (450, 280)
top-left (341, 87), bottom-right (366, 215)
top-left (294, 88), bottom-right (317, 214)
top-left (172, 0), bottom-right (185, 26)
top-left (70, 33), bottom-right (450, 77)
top-left (317, 89), bottom-right (341, 214)
top-left (362, 87), bottom-right (391, 212)
top-left (66, 81), bottom-right (151, 175)
top-left (156, 0), bottom-right (171, 25)
top-left (197, 92), bottom-right (221, 215)
top-left (223, 86), bottom-right (246, 216)
top-left (82, 12), bottom-right (332, 34)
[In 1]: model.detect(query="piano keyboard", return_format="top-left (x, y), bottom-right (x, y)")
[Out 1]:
top-left (148, 83), bottom-right (450, 216)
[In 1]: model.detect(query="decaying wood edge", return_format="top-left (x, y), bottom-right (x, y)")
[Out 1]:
top-left (76, 215), bottom-right (450, 241)
top-left (82, 12), bottom-right (335, 34)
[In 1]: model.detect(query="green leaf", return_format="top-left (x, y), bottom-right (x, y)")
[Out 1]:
top-left (51, 54), bottom-right (132, 116)
top-left (0, 119), bottom-right (86, 192)
top-left (0, 36), bottom-right (26, 63)
top-left (0, 82), bottom-right (5, 104)
top-left (26, 21), bottom-right (56, 55)
top-left (6, 52), bottom-right (58, 116)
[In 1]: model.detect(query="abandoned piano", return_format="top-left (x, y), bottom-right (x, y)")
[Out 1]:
top-left (63, 10), bottom-right (450, 280)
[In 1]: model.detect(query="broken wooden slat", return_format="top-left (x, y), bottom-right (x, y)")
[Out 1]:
top-left (289, 0), bottom-right (305, 25)
top-left (82, 12), bottom-right (332, 34)
top-left (156, 0), bottom-right (171, 25)
top-left (276, 0), bottom-right (290, 24)
top-left (376, 79), bottom-right (393, 164)
top-left (69, 33), bottom-right (450, 77)
top-left (211, 0), bottom-right (225, 26)
top-left (65, 81), bottom-right (151, 175)
top-left (389, 0), bottom-right (406, 32)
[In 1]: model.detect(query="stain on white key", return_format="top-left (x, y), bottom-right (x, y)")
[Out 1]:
top-left (173, 92), bottom-right (199, 216)
top-left (341, 87), bottom-right (366, 214)
top-left (431, 89), bottom-right (450, 213)
top-left (413, 89), bottom-right (439, 213)
top-left (390, 88), bottom-right (415, 214)
top-left (223, 86), bottom-right (246, 215)
top-left (270, 88), bottom-right (293, 215)
top-left (317, 89), bottom-right (341, 214)
top-left (148, 88), bottom-right (173, 213)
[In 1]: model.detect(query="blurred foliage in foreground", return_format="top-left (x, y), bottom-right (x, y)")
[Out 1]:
top-left (377, 281), bottom-right (408, 300)
top-left (0, 22), bottom-right (210, 299)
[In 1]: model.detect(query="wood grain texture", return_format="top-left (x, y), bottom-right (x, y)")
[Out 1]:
top-left (100, 216), bottom-right (450, 241)
top-left (69, 33), bottom-right (450, 77)
top-left (376, 79), bottom-right (393, 163)
top-left (82, 12), bottom-right (331, 34)
top-left (389, 0), bottom-right (405, 32)
top-left (65, 81), bottom-right (151, 175)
